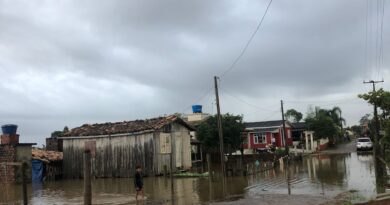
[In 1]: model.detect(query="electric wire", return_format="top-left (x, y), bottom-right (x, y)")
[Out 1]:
top-left (220, 0), bottom-right (273, 78)
top-left (219, 86), bottom-right (275, 112)
top-left (376, 0), bottom-right (380, 75)
top-left (283, 97), bottom-right (364, 108)
top-left (378, 0), bottom-right (385, 78)
top-left (365, 0), bottom-right (369, 74)
top-left (179, 0), bottom-right (273, 115)
top-left (260, 110), bottom-right (281, 121)
top-left (180, 86), bottom-right (214, 113)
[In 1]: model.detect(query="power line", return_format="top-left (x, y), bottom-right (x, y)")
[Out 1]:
top-left (220, 0), bottom-right (273, 78)
top-left (219, 86), bottom-right (275, 112)
top-left (375, 0), bottom-right (380, 74)
top-left (284, 97), bottom-right (359, 104)
top-left (179, 1), bottom-right (273, 114)
top-left (261, 110), bottom-right (281, 121)
top-left (180, 86), bottom-right (213, 113)
top-left (378, 0), bottom-right (385, 77)
top-left (365, 0), bottom-right (369, 74)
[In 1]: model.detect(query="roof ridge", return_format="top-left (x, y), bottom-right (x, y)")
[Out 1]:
top-left (62, 114), bottom-right (192, 137)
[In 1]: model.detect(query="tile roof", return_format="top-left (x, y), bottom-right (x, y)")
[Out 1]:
top-left (32, 149), bottom-right (63, 163)
top-left (62, 115), bottom-right (195, 137)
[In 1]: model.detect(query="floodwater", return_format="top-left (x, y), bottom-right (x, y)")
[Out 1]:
top-left (1, 152), bottom-right (389, 204)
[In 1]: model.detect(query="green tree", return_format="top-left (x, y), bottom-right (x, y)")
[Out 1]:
top-left (305, 106), bottom-right (341, 142)
top-left (63, 126), bottom-right (69, 133)
top-left (350, 125), bottom-right (363, 136)
top-left (381, 119), bottom-right (390, 146)
top-left (51, 131), bottom-right (63, 138)
top-left (359, 89), bottom-right (390, 148)
top-left (285, 109), bottom-right (303, 123)
top-left (51, 126), bottom-right (69, 137)
top-left (329, 107), bottom-right (346, 128)
top-left (197, 113), bottom-right (245, 154)
top-left (359, 88), bottom-right (390, 119)
top-left (315, 106), bottom-right (345, 127)
top-left (360, 114), bottom-right (371, 125)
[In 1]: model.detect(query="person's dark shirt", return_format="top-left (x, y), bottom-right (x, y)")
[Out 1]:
top-left (134, 171), bottom-right (143, 188)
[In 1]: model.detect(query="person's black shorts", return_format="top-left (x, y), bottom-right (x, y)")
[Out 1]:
top-left (135, 186), bottom-right (143, 191)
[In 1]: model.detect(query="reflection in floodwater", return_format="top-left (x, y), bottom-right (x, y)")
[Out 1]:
top-left (0, 152), bottom-right (389, 204)
top-left (243, 152), bottom-right (388, 203)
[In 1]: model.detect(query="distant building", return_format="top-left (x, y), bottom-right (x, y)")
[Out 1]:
top-left (59, 115), bottom-right (194, 178)
top-left (242, 120), bottom-right (293, 152)
top-left (46, 137), bottom-right (63, 152)
top-left (0, 125), bottom-right (36, 184)
top-left (291, 122), bottom-right (309, 142)
top-left (31, 149), bottom-right (63, 181)
top-left (183, 105), bottom-right (210, 165)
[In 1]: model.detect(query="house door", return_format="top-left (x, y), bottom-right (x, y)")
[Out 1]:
top-left (175, 135), bottom-right (182, 168)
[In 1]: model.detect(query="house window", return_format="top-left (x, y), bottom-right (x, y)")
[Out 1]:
top-left (260, 134), bottom-right (266, 143)
top-left (254, 133), bottom-right (266, 144)
top-left (254, 134), bottom-right (259, 144)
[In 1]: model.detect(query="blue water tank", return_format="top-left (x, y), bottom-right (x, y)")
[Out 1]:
top-left (2, 124), bottom-right (18, 135)
top-left (192, 105), bottom-right (203, 113)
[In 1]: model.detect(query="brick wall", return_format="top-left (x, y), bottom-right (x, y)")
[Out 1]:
top-left (1, 134), bottom-right (19, 145)
top-left (0, 145), bottom-right (17, 183)
top-left (46, 138), bottom-right (63, 151)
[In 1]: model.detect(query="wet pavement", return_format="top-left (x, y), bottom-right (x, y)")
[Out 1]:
top-left (1, 141), bottom-right (389, 204)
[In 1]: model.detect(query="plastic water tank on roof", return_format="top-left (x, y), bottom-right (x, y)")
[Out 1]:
top-left (1, 124), bottom-right (18, 135)
top-left (192, 105), bottom-right (202, 113)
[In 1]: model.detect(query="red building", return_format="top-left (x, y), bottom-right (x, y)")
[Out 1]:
top-left (243, 120), bottom-right (293, 151)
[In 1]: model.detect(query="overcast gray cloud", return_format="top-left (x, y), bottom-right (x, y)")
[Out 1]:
top-left (0, 0), bottom-right (389, 146)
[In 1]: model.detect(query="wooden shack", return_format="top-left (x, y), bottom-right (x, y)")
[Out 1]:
top-left (32, 149), bottom-right (63, 181)
top-left (60, 115), bottom-right (194, 178)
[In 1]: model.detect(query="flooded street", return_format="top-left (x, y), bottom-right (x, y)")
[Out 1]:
top-left (1, 142), bottom-right (389, 204)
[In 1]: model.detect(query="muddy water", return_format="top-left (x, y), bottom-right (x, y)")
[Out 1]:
top-left (245, 153), bottom-right (388, 203)
top-left (0, 152), bottom-right (388, 204)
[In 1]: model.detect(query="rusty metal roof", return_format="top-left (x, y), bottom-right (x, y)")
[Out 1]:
top-left (62, 115), bottom-right (195, 137)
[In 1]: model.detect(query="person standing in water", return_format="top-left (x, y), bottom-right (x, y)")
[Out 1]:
top-left (134, 165), bottom-right (144, 200)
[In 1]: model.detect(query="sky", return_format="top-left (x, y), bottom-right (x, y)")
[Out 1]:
top-left (0, 0), bottom-right (389, 146)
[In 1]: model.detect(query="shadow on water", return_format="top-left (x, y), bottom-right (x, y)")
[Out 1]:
top-left (1, 152), bottom-right (389, 204)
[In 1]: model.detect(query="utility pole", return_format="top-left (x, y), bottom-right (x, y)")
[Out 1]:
top-left (340, 110), bottom-right (343, 133)
top-left (363, 80), bottom-right (384, 155)
top-left (281, 100), bottom-right (289, 155)
top-left (214, 76), bottom-right (226, 196)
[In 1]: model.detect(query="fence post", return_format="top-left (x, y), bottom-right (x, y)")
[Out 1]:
top-left (22, 162), bottom-right (28, 205)
top-left (206, 154), bottom-right (211, 178)
top-left (84, 150), bottom-right (92, 205)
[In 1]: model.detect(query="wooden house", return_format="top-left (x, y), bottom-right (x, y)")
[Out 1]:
top-left (31, 149), bottom-right (63, 181)
top-left (59, 115), bottom-right (194, 178)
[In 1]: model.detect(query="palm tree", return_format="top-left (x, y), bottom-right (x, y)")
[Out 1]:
top-left (316, 107), bottom-right (345, 129)
top-left (330, 107), bottom-right (346, 128)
